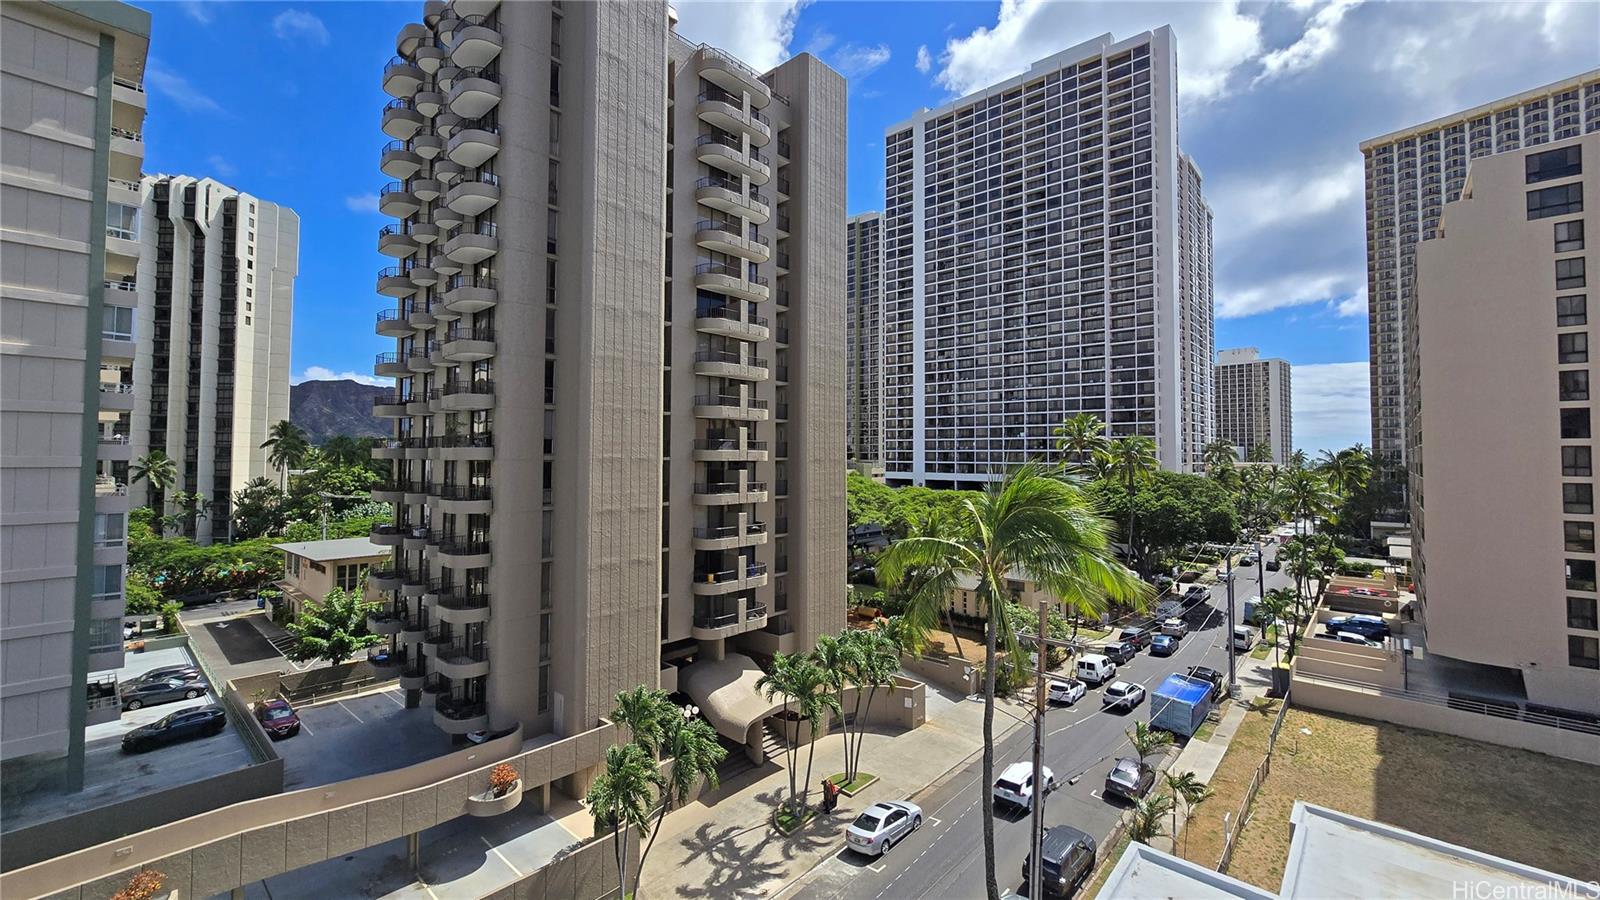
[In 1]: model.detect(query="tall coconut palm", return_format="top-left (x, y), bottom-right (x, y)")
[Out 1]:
top-left (1202, 439), bottom-right (1238, 475)
top-left (1162, 770), bottom-right (1204, 840)
top-left (1098, 435), bottom-right (1159, 573)
top-left (1278, 538), bottom-right (1324, 658)
top-left (610, 685), bottom-right (675, 758)
top-left (1257, 588), bottom-right (1296, 667)
top-left (1318, 446), bottom-right (1372, 504)
top-left (792, 654), bottom-right (840, 816)
top-left (585, 743), bottom-right (659, 898)
top-left (1052, 412), bottom-right (1107, 472)
top-left (878, 464), bottom-right (1147, 900)
top-left (1279, 467), bottom-right (1335, 537)
top-left (755, 652), bottom-right (806, 815)
top-left (1247, 441), bottom-right (1275, 464)
top-left (321, 434), bottom-right (367, 468)
top-left (812, 633), bottom-right (863, 786)
top-left (634, 709), bottom-right (725, 898)
top-left (130, 451), bottom-right (178, 529)
top-left (260, 420), bottom-right (309, 491)
top-left (841, 628), bottom-right (898, 780)
top-left (1288, 448), bottom-right (1309, 470)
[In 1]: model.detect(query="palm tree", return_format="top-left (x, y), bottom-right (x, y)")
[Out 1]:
top-left (1127, 793), bottom-right (1173, 845)
top-left (878, 464), bottom-right (1147, 900)
top-left (322, 435), bottom-right (367, 468)
top-left (1052, 412), bottom-right (1107, 472)
top-left (1202, 439), bottom-right (1238, 475)
top-left (1098, 435), bottom-right (1159, 573)
top-left (1257, 588), bottom-right (1296, 667)
top-left (1317, 447), bottom-right (1372, 505)
top-left (261, 420), bottom-right (309, 491)
top-left (131, 451), bottom-right (178, 531)
top-left (1278, 538), bottom-right (1323, 658)
top-left (755, 652), bottom-right (806, 816)
top-left (841, 629), bottom-right (898, 781)
top-left (1247, 441), bottom-right (1275, 464)
top-left (1279, 467), bottom-right (1335, 537)
top-left (610, 685), bottom-right (675, 758)
top-left (1127, 721), bottom-right (1173, 766)
top-left (634, 708), bottom-right (725, 898)
top-left (1180, 783), bottom-right (1214, 855)
top-left (812, 633), bottom-right (862, 786)
top-left (1162, 770), bottom-right (1204, 840)
top-left (792, 654), bottom-right (840, 817)
top-left (585, 743), bottom-right (659, 898)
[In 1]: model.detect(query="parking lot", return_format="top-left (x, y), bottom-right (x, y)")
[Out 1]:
top-left (273, 687), bottom-right (460, 790)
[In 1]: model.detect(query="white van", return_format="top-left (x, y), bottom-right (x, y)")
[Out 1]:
top-left (1076, 654), bottom-right (1117, 685)
top-left (1232, 625), bottom-right (1256, 652)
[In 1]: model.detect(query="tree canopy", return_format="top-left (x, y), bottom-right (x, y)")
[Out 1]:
top-left (1084, 471), bottom-right (1240, 574)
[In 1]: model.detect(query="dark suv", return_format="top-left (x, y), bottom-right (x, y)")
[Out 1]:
top-left (1325, 615), bottom-right (1391, 641)
top-left (1117, 627), bottom-right (1152, 651)
top-left (1186, 666), bottom-right (1226, 701)
top-left (1023, 824), bottom-right (1097, 898)
top-left (1098, 640), bottom-right (1137, 665)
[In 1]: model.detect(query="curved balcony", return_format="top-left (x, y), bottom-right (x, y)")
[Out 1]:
top-left (441, 326), bottom-right (495, 363)
top-left (367, 609), bottom-right (405, 635)
top-left (434, 644), bottom-right (490, 680)
top-left (432, 159), bottom-right (463, 184)
top-left (449, 15), bottom-right (502, 69)
top-left (408, 303), bottom-right (436, 330)
top-left (384, 56), bottom-right (424, 99)
top-left (434, 696), bottom-right (488, 734)
top-left (696, 91), bottom-right (771, 147)
top-left (400, 613), bottom-right (429, 645)
top-left (399, 664), bottom-right (429, 691)
top-left (414, 44), bottom-right (445, 75)
top-left (378, 224), bottom-right (419, 259)
top-left (376, 308), bottom-right (412, 339)
top-left (432, 256), bottom-right (463, 280)
top-left (447, 67), bottom-right (500, 119)
top-left (423, 0), bottom-right (445, 25)
top-left (694, 306), bottom-right (769, 341)
top-left (407, 392), bottom-right (433, 416)
top-left (377, 265), bottom-right (418, 298)
top-left (396, 23), bottom-right (430, 59)
top-left (695, 135), bottom-right (771, 185)
top-left (435, 536), bottom-right (492, 568)
top-left (406, 346), bottom-right (435, 374)
top-left (453, 0), bottom-right (501, 20)
top-left (693, 349), bottom-right (769, 381)
top-left (412, 131), bottom-right (444, 160)
top-left (443, 222), bottom-right (497, 265)
top-left (409, 260), bottom-right (439, 287)
top-left (381, 141), bottom-right (423, 180)
top-left (698, 47), bottom-right (771, 109)
top-left (444, 172), bottom-right (499, 216)
top-left (692, 394), bottom-right (769, 421)
top-left (693, 262), bottom-right (770, 302)
top-left (401, 569), bottom-right (429, 598)
top-left (371, 523), bottom-right (406, 547)
top-left (382, 99), bottom-right (424, 141)
top-left (372, 440), bottom-right (405, 461)
top-left (405, 479), bottom-right (434, 508)
top-left (692, 521), bottom-right (769, 551)
top-left (437, 379), bottom-right (495, 412)
top-left (369, 565), bottom-right (403, 591)
top-left (447, 123), bottom-right (499, 168)
top-left (374, 352), bottom-right (407, 379)
top-left (434, 110), bottom-right (462, 138)
top-left (436, 64), bottom-right (460, 93)
top-left (693, 563), bottom-right (769, 596)
top-left (692, 599), bottom-right (769, 641)
top-left (403, 526), bottom-right (431, 553)
top-left (434, 484), bottom-right (493, 516)
top-left (372, 390), bottom-right (410, 418)
top-left (434, 590), bottom-right (491, 626)
top-left (411, 177), bottom-right (442, 203)
top-left (411, 221), bottom-right (441, 245)
top-left (414, 89), bottom-right (444, 119)
top-left (429, 432), bottom-right (494, 462)
top-left (368, 646), bottom-right (405, 674)
top-left (694, 220), bottom-right (771, 263)
top-left (432, 203), bottom-right (464, 231)
top-left (443, 275), bottom-right (496, 315)
top-left (694, 175), bottom-right (771, 222)
top-left (693, 480), bottom-right (769, 506)
top-left (693, 436), bottom-right (769, 463)
top-left (378, 182), bottom-right (419, 219)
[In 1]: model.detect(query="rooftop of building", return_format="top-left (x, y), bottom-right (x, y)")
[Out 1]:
top-left (1359, 68), bottom-right (1599, 150)
top-left (1095, 843), bottom-right (1275, 899)
top-left (271, 536), bottom-right (387, 562)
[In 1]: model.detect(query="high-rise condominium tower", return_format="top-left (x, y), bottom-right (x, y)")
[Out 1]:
top-left (372, 0), bottom-right (844, 760)
top-left (127, 175), bottom-right (298, 544)
top-left (1362, 71), bottom-right (1600, 474)
top-left (1177, 153), bottom-right (1215, 468)
top-left (1411, 133), bottom-right (1598, 712)
top-left (0, 0), bottom-right (149, 785)
top-left (846, 211), bottom-right (883, 464)
top-left (881, 29), bottom-right (1210, 485)
top-left (1213, 347), bottom-right (1292, 465)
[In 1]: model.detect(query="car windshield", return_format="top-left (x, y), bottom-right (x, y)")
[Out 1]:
top-left (264, 707), bottom-right (294, 720)
top-left (852, 813), bottom-right (882, 831)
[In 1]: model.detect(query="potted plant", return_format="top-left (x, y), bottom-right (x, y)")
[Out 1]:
top-left (111, 868), bottom-right (165, 900)
top-left (466, 762), bottom-right (523, 816)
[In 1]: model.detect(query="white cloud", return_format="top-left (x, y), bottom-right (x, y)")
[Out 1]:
top-left (272, 9), bottom-right (330, 47)
top-left (294, 366), bottom-right (387, 387)
top-left (804, 28), bottom-right (835, 57)
top-left (1256, 0), bottom-right (1363, 84)
top-left (915, 45), bottom-right (932, 74)
top-left (1217, 269), bottom-right (1364, 320)
top-left (145, 59), bottom-right (221, 113)
top-left (833, 43), bottom-right (891, 80)
top-left (1208, 160), bottom-right (1362, 237)
top-left (344, 194), bottom-right (380, 213)
top-left (206, 154), bottom-right (236, 178)
top-left (671, 1), bottom-right (808, 72)
top-left (1292, 362), bottom-right (1370, 454)
top-left (1334, 285), bottom-right (1367, 318)
top-left (178, 1), bottom-right (213, 24)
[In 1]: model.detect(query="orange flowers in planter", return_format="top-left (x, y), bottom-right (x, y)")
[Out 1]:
top-left (488, 763), bottom-right (519, 798)
top-left (111, 868), bottom-right (165, 900)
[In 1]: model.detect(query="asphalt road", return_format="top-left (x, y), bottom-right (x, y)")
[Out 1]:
top-left (791, 540), bottom-right (1293, 900)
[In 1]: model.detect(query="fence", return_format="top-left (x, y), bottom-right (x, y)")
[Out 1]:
top-left (1215, 690), bottom-right (1292, 872)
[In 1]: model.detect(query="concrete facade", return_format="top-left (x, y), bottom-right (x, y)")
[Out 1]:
top-left (1214, 347), bottom-right (1292, 465)
top-left (371, 0), bottom-right (844, 749)
top-left (1177, 153), bottom-right (1215, 471)
top-left (1411, 133), bottom-right (1600, 714)
top-left (0, 0), bottom-right (149, 782)
top-left (1362, 71), bottom-right (1600, 471)
top-left (126, 175), bottom-right (297, 544)
top-left (846, 211), bottom-right (882, 464)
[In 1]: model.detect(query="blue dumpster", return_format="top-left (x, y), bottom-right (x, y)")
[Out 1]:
top-left (1150, 674), bottom-right (1214, 737)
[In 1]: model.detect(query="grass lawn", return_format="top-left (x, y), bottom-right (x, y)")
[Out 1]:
top-left (773, 805), bottom-right (817, 836)
top-left (1180, 706), bottom-right (1600, 887)
top-left (827, 772), bottom-right (878, 796)
top-left (1249, 626), bottom-right (1280, 660)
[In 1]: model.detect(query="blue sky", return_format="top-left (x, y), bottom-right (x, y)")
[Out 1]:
top-left (133, 0), bottom-right (1599, 453)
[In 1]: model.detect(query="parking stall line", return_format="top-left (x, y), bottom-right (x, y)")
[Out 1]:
top-left (337, 701), bottom-right (365, 724)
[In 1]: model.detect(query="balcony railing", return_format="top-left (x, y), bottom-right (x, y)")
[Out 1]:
top-left (430, 432), bottom-right (494, 448)
top-left (694, 438), bottom-right (769, 452)
top-left (437, 537), bottom-right (491, 555)
top-left (444, 326), bottom-right (495, 343)
top-left (437, 379), bottom-right (495, 397)
top-left (697, 305), bottom-right (768, 326)
top-left (695, 481), bottom-right (767, 495)
top-left (695, 611), bottom-right (741, 630)
top-left (694, 350), bottom-right (767, 368)
top-left (746, 603), bottom-right (768, 620)
top-left (692, 522), bottom-right (768, 539)
top-left (376, 351), bottom-right (401, 366)
top-left (435, 695), bottom-right (486, 720)
top-left (446, 274), bottom-right (497, 291)
top-left (693, 394), bottom-right (769, 409)
top-left (373, 391), bottom-right (410, 407)
top-left (436, 589), bottom-right (489, 611)
top-left (99, 383), bottom-right (135, 396)
top-left (436, 642), bottom-right (488, 664)
top-left (110, 126), bottom-right (142, 141)
top-left (377, 308), bottom-right (406, 325)
top-left (113, 76), bottom-right (144, 92)
top-left (435, 484), bottom-right (492, 502)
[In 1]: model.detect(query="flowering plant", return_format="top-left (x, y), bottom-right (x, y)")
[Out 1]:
top-left (489, 763), bottom-right (519, 798)
top-left (111, 868), bottom-right (165, 900)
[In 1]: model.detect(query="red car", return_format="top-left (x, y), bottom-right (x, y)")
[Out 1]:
top-left (255, 699), bottom-right (301, 739)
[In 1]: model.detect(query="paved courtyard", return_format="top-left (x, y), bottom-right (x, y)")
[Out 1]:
top-left (275, 687), bottom-right (460, 790)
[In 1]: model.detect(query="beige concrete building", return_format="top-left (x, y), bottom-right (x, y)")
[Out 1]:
top-left (846, 211), bottom-right (882, 464)
top-left (127, 175), bottom-right (298, 544)
top-left (0, 0), bottom-right (149, 784)
top-left (1363, 71), bottom-right (1600, 472)
top-left (1412, 132), bottom-right (1599, 713)
top-left (1214, 347), bottom-right (1292, 465)
top-left (370, 0), bottom-right (844, 758)
top-left (272, 536), bottom-right (388, 618)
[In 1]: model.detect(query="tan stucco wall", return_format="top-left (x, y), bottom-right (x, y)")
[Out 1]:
top-left (280, 552), bottom-right (386, 614)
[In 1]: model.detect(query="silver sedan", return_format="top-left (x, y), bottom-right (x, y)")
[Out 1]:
top-left (844, 800), bottom-right (924, 857)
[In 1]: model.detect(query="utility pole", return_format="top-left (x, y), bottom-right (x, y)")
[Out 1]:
top-left (1029, 597), bottom-right (1048, 899)
top-left (1225, 545), bottom-right (1239, 698)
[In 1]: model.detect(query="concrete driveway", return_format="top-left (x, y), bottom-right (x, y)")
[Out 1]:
top-left (272, 688), bottom-right (460, 790)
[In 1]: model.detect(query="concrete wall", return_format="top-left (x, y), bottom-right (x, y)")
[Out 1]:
top-left (492, 827), bottom-right (636, 900)
top-left (840, 674), bottom-right (926, 731)
top-left (901, 653), bottom-right (979, 696)
top-left (278, 553), bottom-right (386, 616)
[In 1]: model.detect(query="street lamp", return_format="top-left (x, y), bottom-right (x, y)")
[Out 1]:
top-left (682, 703), bottom-right (700, 721)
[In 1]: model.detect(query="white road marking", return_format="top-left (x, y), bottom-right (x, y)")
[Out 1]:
top-left (928, 817), bottom-right (942, 827)
top-left (296, 720), bottom-right (313, 736)
top-left (482, 836), bottom-right (524, 876)
top-left (337, 701), bottom-right (364, 724)
top-left (382, 690), bottom-right (405, 708)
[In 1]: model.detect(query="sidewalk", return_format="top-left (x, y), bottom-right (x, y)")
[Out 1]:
top-left (636, 683), bottom-right (1028, 899)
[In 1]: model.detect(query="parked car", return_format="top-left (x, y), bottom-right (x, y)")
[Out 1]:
top-left (1238, 556), bottom-right (1256, 567)
top-left (1047, 678), bottom-right (1087, 706)
top-left (1096, 640), bottom-right (1137, 665)
top-left (120, 678), bottom-right (208, 711)
top-left (1316, 629), bottom-right (1383, 648)
top-left (1103, 757), bottom-right (1155, 800)
top-left (1117, 627), bottom-right (1153, 650)
top-left (1076, 654), bottom-right (1117, 686)
top-left (1325, 614), bottom-right (1391, 641)
top-left (1186, 666), bottom-right (1226, 701)
top-left (254, 699), bottom-right (301, 739)
top-left (993, 761), bottom-right (1056, 812)
top-left (845, 800), bottom-right (922, 856)
top-left (1150, 634), bottom-right (1178, 656)
top-left (125, 664), bottom-right (202, 686)
top-left (1232, 626), bottom-right (1256, 652)
top-left (1265, 559), bottom-right (1281, 571)
top-left (1101, 681), bottom-right (1146, 711)
top-left (122, 705), bottom-right (226, 753)
top-left (1160, 617), bottom-right (1189, 637)
top-left (1182, 585), bottom-right (1209, 605)
top-left (1022, 824), bottom-right (1097, 899)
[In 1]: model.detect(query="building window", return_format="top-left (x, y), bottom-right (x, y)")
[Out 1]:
top-left (1555, 220), bottom-right (1585, 252)
top-left (335, 564), bottom-right (364, 592)
top-left (1564, 483), bottom-right (1594, 514)
top-left (92, 564), bottom-right (122, 600)
top-left (88, 616), bottom-right (123, 652)
top-left (1525, 144), bottom-right (1582, 184)
top-left (1527, 183), bottom-right (1583, 219)
top-left (539, 612), bottom-right (551, 661)
top-left (1557, 294), bottom-right (1587, 326)
top-left (1564, 446), bottom-right (1593, 476)
top-left (1559, 332), bottom-right (1588, 363)
top-left (1566, 521), bottom-right (1596, 553)
top-left (537, 663), bottom-right (551, 712)
top-left (1561, 369), bottom-right (1589, 401)
top-left (101, 306), bottom-right (134, 340)
top-left (93, 512), bottom-right (125, 547)
top-left (1570, 596), bottom-right (1600, 630)
top-left (1570, 635), bottom-right (1600, 669)
top-left (1567, 559), bottom-right (1597, 592)
top-left (106, 203), bottom-right (139, 240)
top-left (1561, 407), bottom-right (1591, 438)
top-left (287, 554), bottom-right (301, 577)
top-left (1557, 258), bottom-right (1587, 290)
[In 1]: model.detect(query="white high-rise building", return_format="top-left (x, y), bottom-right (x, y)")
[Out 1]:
top-left (1177, 153), bottom-right (1215, 469)
top-left (846, 212), bottom-right (882, 464)
top-left (128, 175), bottom-right (298, 543)
top-left (1213, 347), bottom-right (1292, 465)
top-left (881, 28), bottom-right (1210, 484)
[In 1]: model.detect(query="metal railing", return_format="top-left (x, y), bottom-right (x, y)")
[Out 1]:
top-left (99, 382), bottom-right (135, 395)
top-left (444, 326), bottom-right (495, 343)
top-left (695, 305), bottom-right (768, 326)
top-left (1297, 671), bottom-right (1600, 734)
top-left (437, 537), bottom-right (491, 557)
top-left (693, 394), bottom-right (768, 409)
top-left (694, 349), bottom-right (767, 368)
top-left (113, 75), bottom-right (144, 92)
top-left (694, 611), bottom-right (742, 630)
top-left (438, 379), bottom-right (495, 396)
top-left (376, 308), bottom-right (406, 325)
top-left (746, 603), bottom-right (768, 619)
top-left (694, 481), bottom-right (766, 495)
top-left (694, 438), bottom-right (769, 452)
top-left (435, 484), bottom-right (492, 502)
top-left (436, 589), bottom-right (489, 611)
top-left (435, 696), bottom-right (486, 720)
top-left (446, 274), bottom-right (497, 292)
top-left (110, 126), bottom-right (141, 141)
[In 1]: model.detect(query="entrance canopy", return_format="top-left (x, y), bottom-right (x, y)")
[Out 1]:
top-left (678, 653), bottom-right (785, 742)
